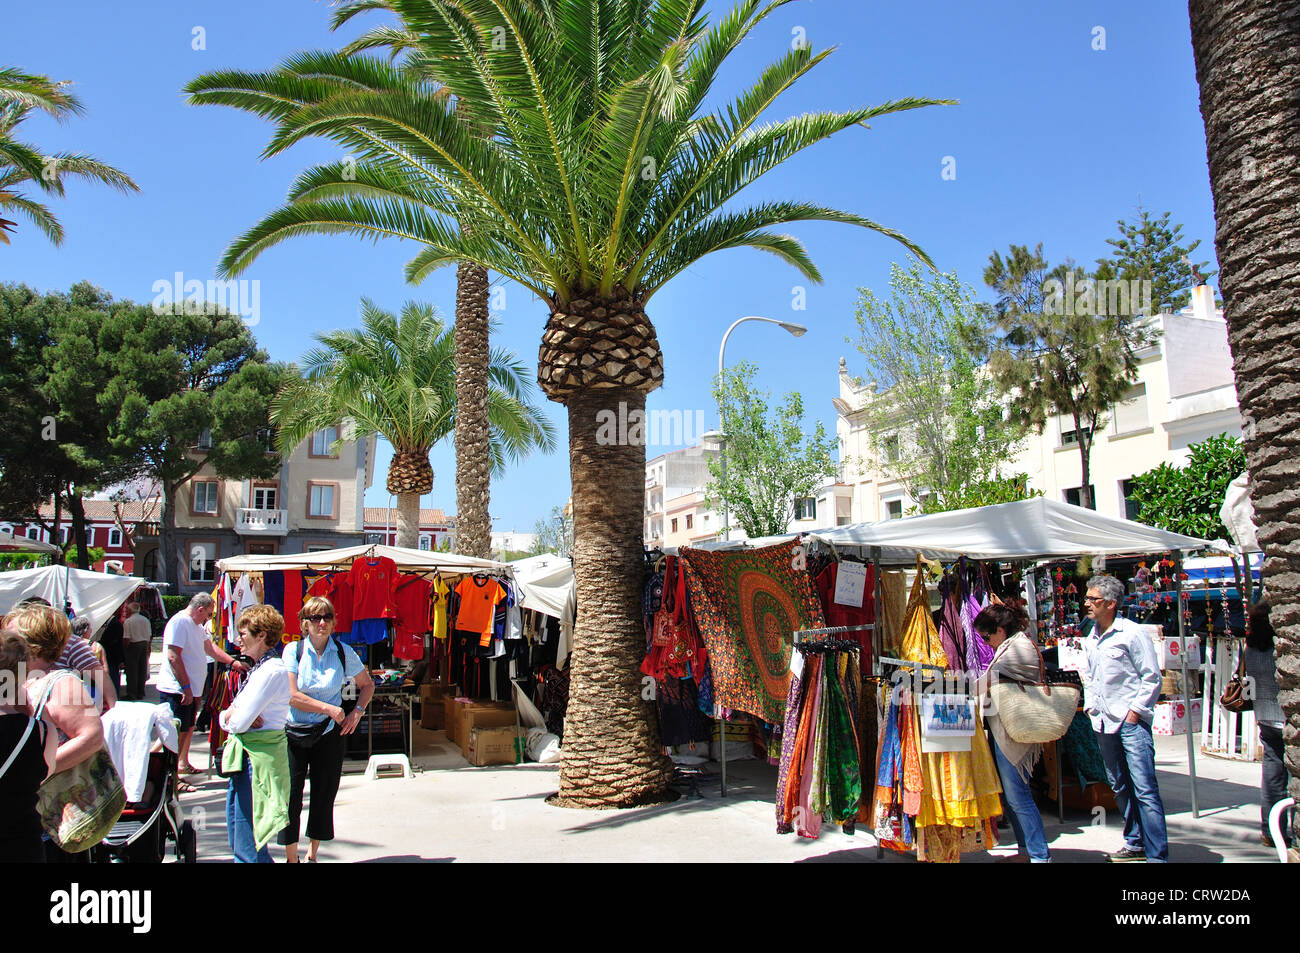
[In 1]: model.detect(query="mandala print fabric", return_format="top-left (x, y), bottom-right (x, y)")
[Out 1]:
top-left (681, 542), bottom-right (825, 723)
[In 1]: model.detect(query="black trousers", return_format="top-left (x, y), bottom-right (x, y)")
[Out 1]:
top-left (278, 726), bottom-right (345, 845)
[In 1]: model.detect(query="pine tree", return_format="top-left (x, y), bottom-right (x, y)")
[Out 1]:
top-left (1094, 206), bottom-right (1215, 314)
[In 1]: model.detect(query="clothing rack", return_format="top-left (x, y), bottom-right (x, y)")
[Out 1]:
top-left (793, 623), bottom-right (874, 643)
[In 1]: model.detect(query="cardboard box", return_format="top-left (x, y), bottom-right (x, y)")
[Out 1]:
top-left (466, 726), bottom-right (525, 766)
top-left (1155, 635), bottom-right (1201, 670)
top-left (1153, 697), bottom-right (1203, 736)
top-left (420, 681), bottom-right (449, 704)
top-left (420, 701), bottom-right (445, 730)
top-left (444, 697), bottom-right (469, 745)
top-left (458, 704), bottom-right (517, 756)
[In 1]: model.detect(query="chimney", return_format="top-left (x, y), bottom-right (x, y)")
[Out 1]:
top-left (1191, 285), bottom-right (1216, 322)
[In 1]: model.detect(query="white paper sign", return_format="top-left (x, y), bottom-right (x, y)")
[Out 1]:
top-left (833, 561), bottom-right (868, 608)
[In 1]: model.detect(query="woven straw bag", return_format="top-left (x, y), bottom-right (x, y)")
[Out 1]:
top-left (990, 650), bottom-right (1079, 744)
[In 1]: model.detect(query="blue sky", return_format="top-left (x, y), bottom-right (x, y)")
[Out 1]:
top-left (2, 1), bottom-right (1219, 534)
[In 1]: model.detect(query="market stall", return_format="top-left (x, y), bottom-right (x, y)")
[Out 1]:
top-left (0, 564), bottom-right (149, 635)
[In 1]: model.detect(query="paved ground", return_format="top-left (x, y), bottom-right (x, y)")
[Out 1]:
top-left (173, 711), bottom-right (1279, 864)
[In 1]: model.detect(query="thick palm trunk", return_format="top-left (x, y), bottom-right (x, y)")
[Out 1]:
top-left (395, 491), bottom-right (421, 549)
top-left (539, 289), bottom-right (670, 807)
top-left (454, 263), bottom-right (493, 560)
top-left (1189, 1), bottom-right (1300, 818)
top-left (556, 389), bottom-right (672, 806)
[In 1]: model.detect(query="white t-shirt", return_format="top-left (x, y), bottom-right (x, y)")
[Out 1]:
top-left (220, 657), bottom-right (291, 734)
top-left (156, 612), bottom-right (210, 696)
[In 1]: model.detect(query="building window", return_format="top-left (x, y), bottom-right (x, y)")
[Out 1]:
top-left (1058, 417), bottom-right (1092, 448)
top-left (26, 526), bottom-right (40, 540)
top-left (108, 528), bottom-right (123, 548)
top-left (365, 532), bottom-right (385, 545)
top-left (192, 480), bottom-right (220, 515)
top-left (1120, 479), bottom-right (1142, 521)
top-left (885, 500), bottom-right (903, 520)
top-left (0, 523), bottom-right (11, 535)
top-left (671, 518), bottom-right (678, 533)
top-left (305, 543), bottom-right (333, 553)
top-left (60, 526), bottom-right (70, 544)
top-left (311, 426), bottom-right (339, 457)
top-left (188, 541), bottom-right (217, 583)
top-left (419, 534), bottom-right (432, 551)
top-left (1112, 384), bottom-right (1149, 435)
top-left (85, 527), bottom-right (95, 547)
top-left (1064, 485), bottom-right (1097, 510)
top-left (685, 515), bottom-right (693, 530)
top-left (252, 486), bottom-right (278, 510)
top-left (837, 515), bottom-right (851, 526)
top-left (883, 434), bottom-right (900, 463)
top-left (196, 428), bottom-right (213, 450)
top-left (794, 497), bottom-right (817, 520)
top-left (308, 483), bottom-right (336, 518)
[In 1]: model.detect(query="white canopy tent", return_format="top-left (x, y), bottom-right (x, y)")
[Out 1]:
top-left (808, 497), bottom-right (1215, 563)
top-left (0, 530), bottom-right (61, 555)
top-left (508, 552), bottom-right (575, 670)
top-left (216, 543), bottom-right (513, 575)
top-left (0, 565), bottom-right (147, 636)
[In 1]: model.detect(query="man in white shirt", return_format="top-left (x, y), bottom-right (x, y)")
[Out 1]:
top-left (1083, 574), bottom-right (1168, 863)
top-left (122, 602), bottom-right (153, 700)
top-left (157, 593), bottom-right (241, 775)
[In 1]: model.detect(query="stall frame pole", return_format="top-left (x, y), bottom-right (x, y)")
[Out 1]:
top-left (1174, 552), bottom-right (1200, 818)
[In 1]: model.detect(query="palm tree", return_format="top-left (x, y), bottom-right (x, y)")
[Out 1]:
top-left (188, 0), bottom-right (945, 807)
top-left (1188, 1), bottom-right (1300, 820)
top-left (272, 298), bottom-right (556, 548)
top-left (0, 67), bottom-right (138, 245)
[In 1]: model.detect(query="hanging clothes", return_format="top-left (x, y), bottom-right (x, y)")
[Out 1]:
top-left (812, 560), bottom-right (876, 668)
top-left (900, 560), bottom-right (947, 669)
top-left (877, 571), bottom-right (908, 657)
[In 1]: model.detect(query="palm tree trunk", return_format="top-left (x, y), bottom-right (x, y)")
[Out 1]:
top-left (555, 388), bottom-right (672, 807)
top-left (395, 492), bottom-right (421, 549)
top-left (454, 262), bottom-right (493, 560)
top-left (1189, 0), bottom-right (1300, 811)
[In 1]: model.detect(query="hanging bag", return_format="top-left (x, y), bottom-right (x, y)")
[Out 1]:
top-left (33, 671), bottom-right (126, 853)
top-left (900, 558), bottom-right (947, 669)
top-left (1219, 643), bottom-right (1254, 713)
top-left (990, 648), bottom-right (1079, 743)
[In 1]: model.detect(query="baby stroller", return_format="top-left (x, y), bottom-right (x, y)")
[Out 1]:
top-left (92, 702), bottom-right (197, 863)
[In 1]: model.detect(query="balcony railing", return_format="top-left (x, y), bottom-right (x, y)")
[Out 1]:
top-left (235, 508), bottom-right (288, 536)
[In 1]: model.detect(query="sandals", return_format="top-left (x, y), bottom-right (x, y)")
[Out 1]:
top-left (178, 764), bottom-right (203, 776)
top-left (177, 780), bottom-right (199, 794)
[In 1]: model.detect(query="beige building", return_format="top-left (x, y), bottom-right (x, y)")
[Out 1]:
top-left (835, 289), bottom-right (1243, 524)
top-left (150, 421), bottom-right (377, 594)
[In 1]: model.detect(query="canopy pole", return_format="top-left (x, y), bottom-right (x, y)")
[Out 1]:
top-left (1174, 552), bottom-right (1200, 818)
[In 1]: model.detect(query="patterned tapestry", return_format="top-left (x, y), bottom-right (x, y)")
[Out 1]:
top-left (680, 542), bottom-right (826, 723)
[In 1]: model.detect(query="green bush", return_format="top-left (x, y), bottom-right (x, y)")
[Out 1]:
top-left (1128, 433), bottom-right (1246, 539)
top-left (162, 595), bottom-right (190, 619)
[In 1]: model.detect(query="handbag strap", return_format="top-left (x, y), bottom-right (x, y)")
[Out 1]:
top-left (0, 716), bottom-right (37, 783)
top-left (1234, 642), bottom-right (1247, 680)
top-left (32, 669), bottom-right (78, 721)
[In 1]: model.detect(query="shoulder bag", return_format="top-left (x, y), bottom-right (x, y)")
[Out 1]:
top-left (33, 671), bottom-right (126, 852)
top-left (990, 647), bottom-right (1080, 744)
top-left (286, 637), bottom-right (356, 749)
top-left (1219, 643), bottom-right (1254, 713)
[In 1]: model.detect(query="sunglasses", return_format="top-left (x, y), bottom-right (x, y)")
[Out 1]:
top-left (1083, 596), bottom-right (1108, 604)
top-left (305, 614), bottom-right (335, 623)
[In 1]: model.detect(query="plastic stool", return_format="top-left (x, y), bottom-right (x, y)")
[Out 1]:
top-left (364, 754), bottom-right (413, 780)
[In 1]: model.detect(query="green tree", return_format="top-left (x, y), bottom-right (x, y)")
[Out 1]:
top-left (271, 299), bottom-right (555, 548)
top-left (0, 68), bottom-right (138, 245)
top-left (100, 302), bottom-right (286, 588)
top-left (984, 243), bottom-right (1158, 510)
top-left (707, 361), bottom-right (837, 538)
top-left (852, 258), bottom-right (1027, 513)
top-left (1127, 434), bottom-right (1246, 539)
top-left (1094, 206), bottom-right (1215, 314)
top-left (531, 505), bottom-right (572, 556)
top-left (187, 0), bottom-right (945, 808)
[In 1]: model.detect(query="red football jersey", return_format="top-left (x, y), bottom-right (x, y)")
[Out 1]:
top-left (394, 574), bottom-right (433, 638)
top-left (349, 556), bottom-right (397, 620)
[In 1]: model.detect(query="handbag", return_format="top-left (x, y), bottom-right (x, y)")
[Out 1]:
top-left (1219, 645), bottom-right (1254, 713)
top-left (990, 648), bottom-right (1080, 744)
top-left (34, 672), bottom-right (126, 852)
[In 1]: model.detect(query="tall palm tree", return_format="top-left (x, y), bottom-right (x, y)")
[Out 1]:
top-left (0, 67), bottom-right (138, 245)
top-left (330, 2), bottom-right (497, 561)
top-left (272, 298), bottom-right (556, 547)
top-left (1188, 1), bottom-right (1300, 818)
top-left (188, 0), bottom-right (945, 807)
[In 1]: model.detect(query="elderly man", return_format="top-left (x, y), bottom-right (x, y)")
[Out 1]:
top-left (122, 601), bottom-right (152, 700)
top-left (157, 593), bottom-right (241, 778)
top-left (1083, 574), bottom-right (1168, 863)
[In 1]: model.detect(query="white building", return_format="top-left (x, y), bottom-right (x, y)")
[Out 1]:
top-left (835, 287), bottom-right (1243, 523)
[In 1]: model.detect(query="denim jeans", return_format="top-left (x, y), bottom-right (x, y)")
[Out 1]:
top-left (990, 735), bottom-right (1051, 862)
top-left (1097, 720), bottom-right (1169, 862)
top-left (226, 759), bottom-right (272, 863)
top-left (1260, 725), bottom-right (1293, 845)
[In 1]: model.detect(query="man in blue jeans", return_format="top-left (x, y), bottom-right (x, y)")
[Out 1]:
top-left (1084, 575), bottom-right (1169, 862)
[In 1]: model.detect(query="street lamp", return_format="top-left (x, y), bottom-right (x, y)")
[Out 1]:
top-left (716, 316), bottom-right (808, 541)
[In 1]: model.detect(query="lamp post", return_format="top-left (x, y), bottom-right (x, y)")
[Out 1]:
top-left (716, 316), bottom-right (807, 541)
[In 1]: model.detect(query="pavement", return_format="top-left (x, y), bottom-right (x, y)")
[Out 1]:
top-left (126, 647), bottom-right (1283, 863)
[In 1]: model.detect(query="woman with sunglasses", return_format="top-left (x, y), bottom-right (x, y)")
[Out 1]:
top-left (279, 596), bottom-right (374, 863)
